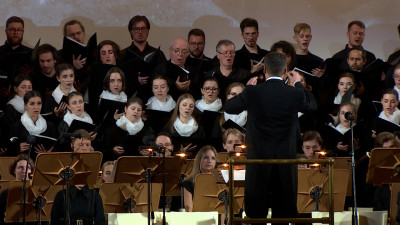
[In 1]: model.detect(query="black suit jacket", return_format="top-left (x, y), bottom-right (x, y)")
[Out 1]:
top-left (224, 78), bottom-right (317, 218)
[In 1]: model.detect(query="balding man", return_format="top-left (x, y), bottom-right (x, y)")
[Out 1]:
top-left (154, 38), bottom-right (201, 99)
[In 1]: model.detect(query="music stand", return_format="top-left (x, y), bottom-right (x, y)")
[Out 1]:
top-left (297, 168), bottom-right (349, 213)
top-left (113, 156), bottom-right (184, 194)
top-left (167, 159), bottom-right (194, 196)
top-left (333, 157), bottom-right (352, 196)
top-left (32, 152), bottom-right (103, 187)
top-left (0, 157), bottom-right (16, 193)
top-left (99, 183), bottom-right (162, 213)
top-left (5, 181), bottom-right (62, 223)
top-left (366, 148), bottom-right (400, 185)
top-left (32, 152), bottom-right (102, 225)
top-left (192, 173), bottom-right (244, 214)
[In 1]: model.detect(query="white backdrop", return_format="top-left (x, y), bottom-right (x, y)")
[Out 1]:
top-left (0, 0), bottom-right (399, 60)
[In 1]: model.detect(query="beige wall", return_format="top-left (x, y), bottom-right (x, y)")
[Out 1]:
top-left (0, 0), bottom-right (399, 60)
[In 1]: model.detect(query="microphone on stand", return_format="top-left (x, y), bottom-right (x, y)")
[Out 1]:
top-left (345, 112), bottom-right (355, 121)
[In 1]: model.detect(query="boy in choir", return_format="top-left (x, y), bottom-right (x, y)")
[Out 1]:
top-left (234, 18), bottom-right (268, 75)
top-left (32, 44), bottom-right (59, 98)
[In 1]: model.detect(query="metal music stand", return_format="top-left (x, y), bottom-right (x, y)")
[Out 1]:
top-left (5, 180), bottom-right (62, 223)
top-left (297, 168), bottom-right (349, 213)
top-left (192, 173), bottom-right (244, 214)
top-left (99, 183), bottom-right (162, 213)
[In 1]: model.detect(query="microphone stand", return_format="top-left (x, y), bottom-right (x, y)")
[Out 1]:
top-left (350, 120), bottom-right (358, 225)
top-left (156, 146), bottom-right (167, 225)
top-left (19, 135), bottom-right (36, 225)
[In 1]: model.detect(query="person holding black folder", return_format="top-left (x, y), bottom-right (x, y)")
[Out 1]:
top-left (95, 67), bottom-right (127, 132)
top-left (104, 97), bottom-right (155, 160)
top-left (42, 63), bottom-right (77, 123)
top-left (85, 40), bottom-right (121, 115)
top-left (8, 90), bottom-right (58, 158)
top-left (2, 75), bottom-right (32, 136)
top-left (144, 75), bottom-right (176, 134)
top-left (371, 89), bottom-right (400, 136)
top-left (195, 77), bottom-right (223, 138)
top-left (58, 92), bottom-right (95, 150)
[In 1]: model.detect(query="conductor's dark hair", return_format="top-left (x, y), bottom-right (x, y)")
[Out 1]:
top-left (63, 19), bottom-right (85, 35)
top-left (9, 154), bottom-right (34, 177)
top-left (188, 28), bottom-right (205, 40)
top-left (348, 20), bottom-right (365, 31)
top-left (6, 16), bottom-right (24, 28)
top-left (264, 52), bottom-right (287, 77)
top-left (103, 67), bottom-right (126, 92)
top-left (240, 18), bottom-right (259, 32)
top-left (23, 90), bottom-right (42, 104)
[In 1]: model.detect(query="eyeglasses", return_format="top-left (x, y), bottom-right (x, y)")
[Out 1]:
top-left (7, 28), bottom-right (24, 33)
top-left (217, 51), bottom-right (235, 56)
top-left (189, 42), bottom-right (205, 47)
top-left (132, 27), bottom-right (148, 32)
top-left (171, 48), bottom-right (189, 55)
top-left (203, 87), bottom-right (219, 92)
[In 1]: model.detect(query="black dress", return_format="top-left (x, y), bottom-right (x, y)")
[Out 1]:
top-left (50, 185), bottom-right (105, 225)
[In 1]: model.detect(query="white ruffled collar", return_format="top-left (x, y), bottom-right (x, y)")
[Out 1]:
top-left (52, 84), bottom-right (77, 104)
top-left (146, 95), bottom-right (176, 112)
top-left (116, 115), bottom-right (144, 135)
top-left (99, 90), bottom-right (127, 103)
top-left (63, 110), bottom-right (93, 126)
top-left (224, 111), bottom-right (247, 127)
top-left (195, 98), bottom-right (222, 112)
top-left (173, 116), bottom-right (198, 137)
top-left (379, 108), bottom-right (400, 125)
top-left (7, 95), bottom-right (25, 114)
top-left (20, 111), bottom-right (47, 135)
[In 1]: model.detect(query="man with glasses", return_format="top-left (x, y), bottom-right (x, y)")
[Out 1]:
top-left (0, 16), bottom-right (32, 110)
top-left (234, 18), bottom-right (268, 76)
top-left (121, 15), bottom-right (166, 100)
top-left (185, 28), bottom-right (213, 79)
top-left (205, 40), bottom-right (250, 102)
top-left (154, 38), bottom-right (200, 99)
top-left (62, 19), bottom-right (87, 70)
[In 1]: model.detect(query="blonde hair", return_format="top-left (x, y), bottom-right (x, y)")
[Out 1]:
top-left (185, 145), bottom-right (218, 183)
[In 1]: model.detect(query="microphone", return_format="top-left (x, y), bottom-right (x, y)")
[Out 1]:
top-left (62, 133), bottom-right (82, 138)
top-left (27, 135), bottom-right (36, 144)
top-left (344, 112), bottom-right (355, 121)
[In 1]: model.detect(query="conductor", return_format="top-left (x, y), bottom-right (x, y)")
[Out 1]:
top-left (224, 52), bottom-right (317, 223)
